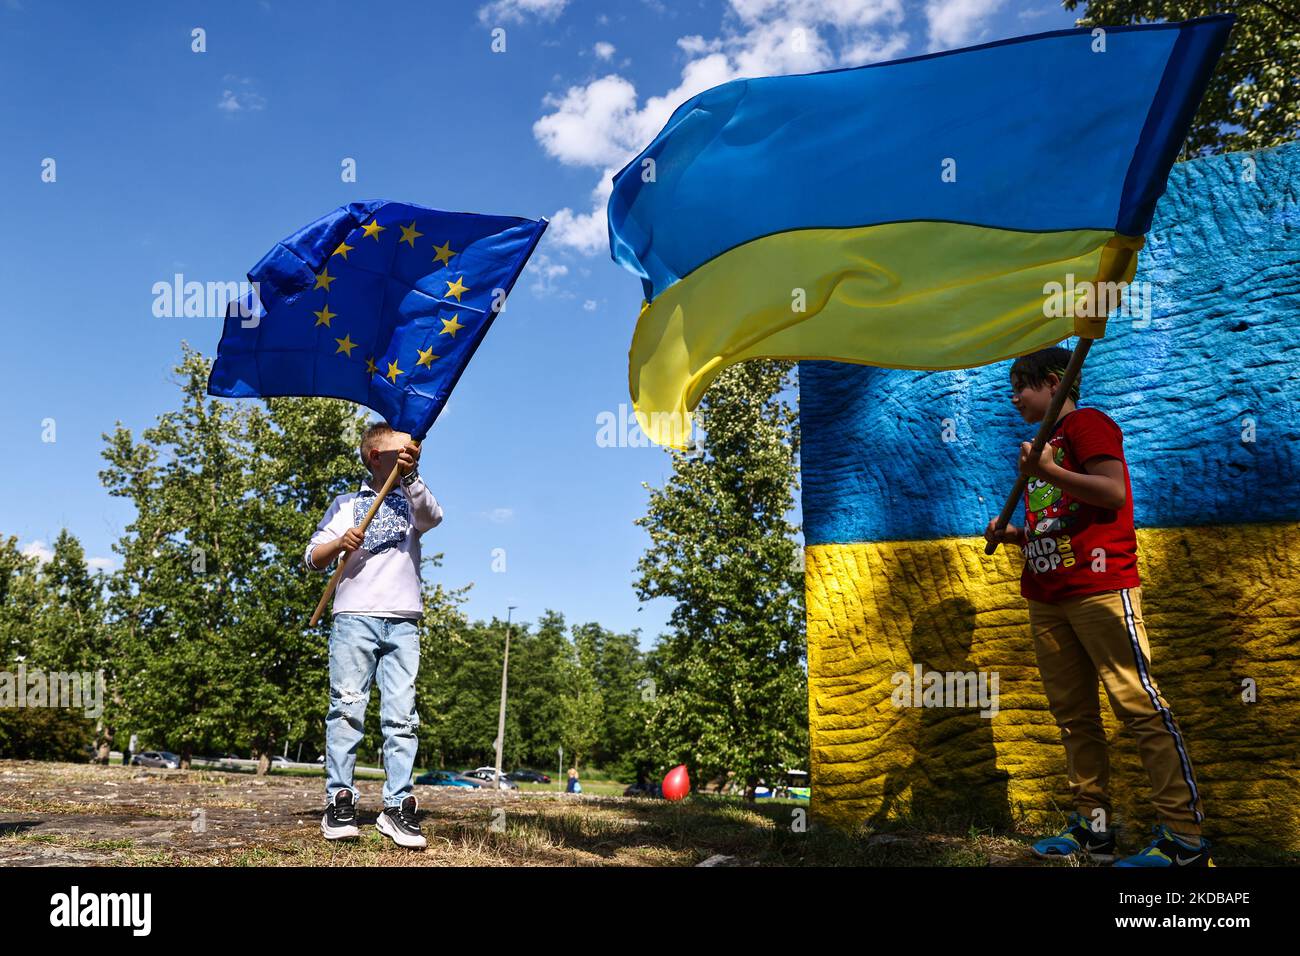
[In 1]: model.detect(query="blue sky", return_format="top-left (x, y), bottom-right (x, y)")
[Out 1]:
top-left (0, 0), bottom-right (1080, 642)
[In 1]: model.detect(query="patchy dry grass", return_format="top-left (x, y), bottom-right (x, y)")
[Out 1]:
top-left (0, 760), bottom-right (1286, 867)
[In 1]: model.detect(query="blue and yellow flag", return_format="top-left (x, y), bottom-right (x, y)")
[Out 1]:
top-left (608, 16), bottom-right (1232, 447)
top-left (209, 200), bottom-right (546, 440)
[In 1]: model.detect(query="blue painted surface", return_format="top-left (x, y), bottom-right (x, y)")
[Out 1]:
top-left (800, 142), bottom-right (1300, 546)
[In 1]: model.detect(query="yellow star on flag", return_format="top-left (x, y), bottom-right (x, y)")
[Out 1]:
top-left (313, 304), bottom-right (336, 327)
top-left (361, 220), bottom-right (386, 241)
top-left (365, 356), bottom-right (378, 377)
top-left (335, 333), bottom-right (357, 356)
top-left (417, 346), bottom-right (439, 368)
top-left (432, 240), bottom-right (456, 266)
top-left (332, 240), bottom-right (354, 260)
top-left (386, 359), bottom-right (404, 383)
top-left (314, 267), bottom-right (336, 291)
top-left (398, 222), bottom-right (424, 248)
top-left (440, 314), bottom-right (464, 337)
top-left (445, 275), bottom-right (469, 301)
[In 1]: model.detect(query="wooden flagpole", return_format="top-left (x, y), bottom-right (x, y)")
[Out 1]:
top-left (984, 339), bottom-right (1093, 555)
top-left (309, 442), bottom-right (419, 627)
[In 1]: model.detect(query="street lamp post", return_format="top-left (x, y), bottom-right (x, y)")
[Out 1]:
top-left (493, 606), bottom-right (517, 790)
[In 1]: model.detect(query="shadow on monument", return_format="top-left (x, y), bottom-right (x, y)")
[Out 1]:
top-left (870, 596), bottom-right (1013, 833)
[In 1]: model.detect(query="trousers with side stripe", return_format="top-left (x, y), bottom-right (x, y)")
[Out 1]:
top-left (1027, 586), bottom-right (1205, 838)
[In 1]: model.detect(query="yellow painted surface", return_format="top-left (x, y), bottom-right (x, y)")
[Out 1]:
top-left (806, 523), bottom-right (1300, 850)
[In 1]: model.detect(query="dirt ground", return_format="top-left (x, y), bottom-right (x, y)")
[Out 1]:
top-left (0, 759), bottom-right (1270, 867)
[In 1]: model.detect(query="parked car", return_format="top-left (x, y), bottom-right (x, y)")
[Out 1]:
top-left (415, 770), bottom-right (484, 789)
top-left (462, 768), bottom-right (519, 790)
top-left (754, 769), bottom-right (811, 801)
top-left (131, 751), bottom-right (180, 769)
top-left (623, 783), bottom-right (663, 798)
top-left (269, 755), bottom-right (293, 770)
top-left (508, 769), bottom-right (552, 784)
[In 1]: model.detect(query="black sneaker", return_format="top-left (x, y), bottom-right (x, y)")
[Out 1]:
top-left (1114, 825), bottom-right (1215, 867)
top-left (376, 795), bottom-right (427, 850)
top-left (321, 787), bottom-right (359, 840)
top-left (1031, 811), bottom-right (1117, 862)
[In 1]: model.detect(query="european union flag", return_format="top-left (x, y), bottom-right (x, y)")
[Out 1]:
top-left (208, 200), bottom-right (547, 440)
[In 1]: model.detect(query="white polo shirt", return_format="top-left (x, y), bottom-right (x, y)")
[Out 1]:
top-left (305, 473), bottom-right (444, 619)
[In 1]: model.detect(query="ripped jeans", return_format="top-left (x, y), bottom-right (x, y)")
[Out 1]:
top-left (325, 613), bottom-right (420, 808)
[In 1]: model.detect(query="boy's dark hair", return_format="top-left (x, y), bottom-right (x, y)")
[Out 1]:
top-left (1010, 347), bottom-right (1079, 403)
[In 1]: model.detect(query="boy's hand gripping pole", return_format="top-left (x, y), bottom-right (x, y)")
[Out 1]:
top-left (309, 441), bottom-right (419, 627)
top-left (984, 340), bottom-right (1092, 555)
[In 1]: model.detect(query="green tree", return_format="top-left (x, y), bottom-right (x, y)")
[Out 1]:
top-left (560, 626), bottom-right (604, 772)
top-left (418, 616), bottom-right (522, 769)
top-left (0, 534), bottom-right (100, 762)
top-left (1064, 1), bottom-right (1299, 153)
top-left (99, 346), bottom-right (389, 771)
top-left (26, 530), bottom-right (112, 761)
top-left (28, 530), bottom-right (106, 672)
top-left (0, 536), bottom-right (41, 665)
top-left (634, 361), bottom-right (808, 797)
top-left (509, 611), bottom-right (571, 770)
top-left (569, 622), bottom-right (645, 774)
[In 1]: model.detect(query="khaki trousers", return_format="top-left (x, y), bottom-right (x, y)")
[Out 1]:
top-left (1028, 586), bottom-right (1204, 838)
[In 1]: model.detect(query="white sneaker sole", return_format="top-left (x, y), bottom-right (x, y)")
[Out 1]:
top-left (1031, 846), bottom-right (1115, 863)
top-left (321, 815), bottom-right (360, 840)
top-left (376, 810), bottom-right (427, 849)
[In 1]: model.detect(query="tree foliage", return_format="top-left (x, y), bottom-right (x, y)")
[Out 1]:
top-left (633, 361), bottom-right (808, 794)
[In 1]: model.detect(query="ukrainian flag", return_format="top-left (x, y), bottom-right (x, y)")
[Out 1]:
top-left (607, 16), bottom-right (1233, 447)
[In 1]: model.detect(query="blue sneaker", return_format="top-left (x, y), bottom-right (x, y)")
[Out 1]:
top-left (1114, 825), bottom-right (1214, 867)
top-left (1031, 812), bottom-right (1116, 862)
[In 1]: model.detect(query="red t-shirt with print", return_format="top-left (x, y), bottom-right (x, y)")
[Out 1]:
top-left (1020, 407), bottom-right (1140, 603)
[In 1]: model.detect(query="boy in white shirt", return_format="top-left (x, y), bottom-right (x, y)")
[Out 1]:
top-left (306, 422), bottom-right (443, 849)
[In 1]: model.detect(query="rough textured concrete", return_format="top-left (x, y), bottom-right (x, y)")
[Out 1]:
top-left (802, 143), bottom-right (1300, 543)
top-left (800, 143), bottom-right (1300, 851)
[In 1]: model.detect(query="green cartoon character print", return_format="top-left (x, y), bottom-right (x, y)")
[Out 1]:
top-left (1025, 444), bottom-right (1080, 537)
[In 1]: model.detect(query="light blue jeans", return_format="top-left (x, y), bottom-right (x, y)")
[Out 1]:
top-left (325, 614), bottom-right (421, 808)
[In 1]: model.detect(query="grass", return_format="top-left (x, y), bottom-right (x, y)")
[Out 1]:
top-left (4, 760), bottom-right (1293, 867)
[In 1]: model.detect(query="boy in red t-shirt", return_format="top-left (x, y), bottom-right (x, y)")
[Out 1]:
top-left (984, 347), bottom-right (1211, 867)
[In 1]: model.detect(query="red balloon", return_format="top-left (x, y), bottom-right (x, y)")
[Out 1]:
top-left (662, 764), bottom-right (690, 801)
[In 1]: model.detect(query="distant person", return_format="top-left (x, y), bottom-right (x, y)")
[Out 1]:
top-left (124, 733), bottom-right (138, 766)
top-left (307, 423), bottom-right (444, 850)
top-left (566, 768), bottom-right (582, 794)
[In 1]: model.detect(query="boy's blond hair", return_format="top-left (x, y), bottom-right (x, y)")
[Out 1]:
top-left (359, 422), bottom-right (410, 468)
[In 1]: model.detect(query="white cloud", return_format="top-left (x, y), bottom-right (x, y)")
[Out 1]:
top-left (547, 171), bottom-right (615, 255)
top-left (594, 41), bottom-right (616, 60)
top-left (1017, 5), bottom-right (1052, 21)
top-left (534, 0), bottom-right (914, 257)
top-left (525, 251), bottom-right (569, 295)
top-left (20, 540), bottom-right (53, 565)
top-left (583, 299), bottom-right (598, 311)
top-left (479, 0), bottom-right (568, 25)
top-left (87, 557), bottom-right (115, 573)
top-left (484, 507), bottom-right (515, 523)
top-left (925, 0), bottom-right (1006, 51)
top-left (534, 75), bottom-right (640, 168)
top-left (216, 77), bottom-right (266, 113)
top-left (548, 205), bottom-right (608, 255)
